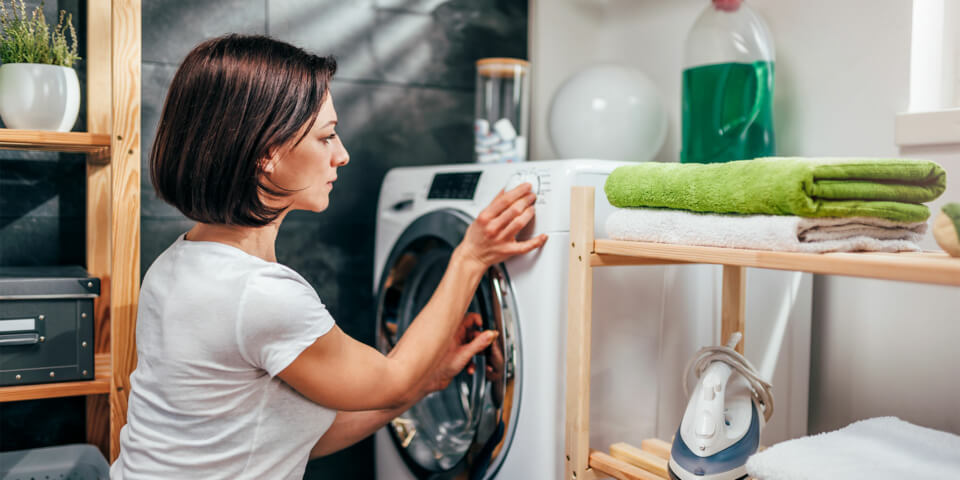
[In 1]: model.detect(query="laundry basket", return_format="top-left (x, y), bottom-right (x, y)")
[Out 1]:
top-left (0, 444), bottom-right (109, 480)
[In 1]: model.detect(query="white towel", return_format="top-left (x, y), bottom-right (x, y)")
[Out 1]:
top-left (745, 417), bottom-right (960, 480)
top-left (604, 208), bottom-right (926, 253)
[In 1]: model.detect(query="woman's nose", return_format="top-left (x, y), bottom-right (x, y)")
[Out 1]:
top-left (334, 142), bottom-right (349, 167)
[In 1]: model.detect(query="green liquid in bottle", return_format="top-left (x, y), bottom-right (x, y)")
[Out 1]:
top-left (681, 61), bottom-right (775, 164)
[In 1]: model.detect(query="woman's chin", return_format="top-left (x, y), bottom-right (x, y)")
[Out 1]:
top-left (309, 200), bottom-right (330, 213)
top-left (288, 200), bottom-right (329, 214)
top-left (285, 191), bottom-right (331, 213)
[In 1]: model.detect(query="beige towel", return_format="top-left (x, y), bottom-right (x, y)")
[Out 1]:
top-left (605, 208), bottom-right (926, 253)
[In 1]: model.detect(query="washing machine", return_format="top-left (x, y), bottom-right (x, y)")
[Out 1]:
top-left (372, 160), bottom-right (812, 479)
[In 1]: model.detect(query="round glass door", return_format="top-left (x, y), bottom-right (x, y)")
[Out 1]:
top-left (376, 210), bottom-right (520, 479)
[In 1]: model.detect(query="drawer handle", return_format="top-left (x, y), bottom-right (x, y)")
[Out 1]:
top-left (0, 333), bottom-right (40, 346)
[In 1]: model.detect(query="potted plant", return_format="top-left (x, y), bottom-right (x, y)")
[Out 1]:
top-left (0, 0), bottom-right (80, 131)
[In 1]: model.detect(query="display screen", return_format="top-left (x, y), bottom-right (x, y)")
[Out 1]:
top-left (427, 172), bottom-right (482, 200)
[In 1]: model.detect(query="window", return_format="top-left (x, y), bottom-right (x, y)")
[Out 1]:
top-left (896, 0), bottom-right (960, 146)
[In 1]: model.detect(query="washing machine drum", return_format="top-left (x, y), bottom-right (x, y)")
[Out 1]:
top-left (376, 210), bottom-right (521, 479)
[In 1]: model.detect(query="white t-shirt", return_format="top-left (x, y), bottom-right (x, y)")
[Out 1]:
top-left (112, 234), bottom-right (337, 479)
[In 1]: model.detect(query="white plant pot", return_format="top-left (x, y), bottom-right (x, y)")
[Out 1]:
top-left (0, 63), bottom-right (80, 131)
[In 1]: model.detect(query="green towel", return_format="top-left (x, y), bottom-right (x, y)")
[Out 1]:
top-left (604, 157), bottom-right (947, 222)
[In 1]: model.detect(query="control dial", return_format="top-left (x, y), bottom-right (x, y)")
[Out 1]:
top-left (504, 172), bottom-right (541, 196)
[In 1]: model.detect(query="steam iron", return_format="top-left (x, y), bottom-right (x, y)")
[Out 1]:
top-left (668, 333), bottom-right (773, 480)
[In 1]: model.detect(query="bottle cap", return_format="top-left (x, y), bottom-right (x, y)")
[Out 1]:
top-left (712, 0), bottom-right (742, 12)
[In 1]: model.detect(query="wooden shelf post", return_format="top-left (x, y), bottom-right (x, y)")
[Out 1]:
top-left (107, 0), bottom-right (142, 461)
top-left (85, 0), bottom-right (114, 459)
top-left (721, 265), bottom-right (746, 353)
top-left (565, 187), bottom-right (599, 480)
top-left (83, 0), bottom-right (141, 461)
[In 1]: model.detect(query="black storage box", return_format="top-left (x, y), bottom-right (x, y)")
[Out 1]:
top-left (0, 266), bottom-right (99, 387)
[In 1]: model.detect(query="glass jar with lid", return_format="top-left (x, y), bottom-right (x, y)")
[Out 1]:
top-left (475, 58), bottom-right (530, 163)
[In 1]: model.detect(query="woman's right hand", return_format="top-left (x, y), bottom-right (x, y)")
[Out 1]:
top-left (455, 183), bottom-right (548, 269)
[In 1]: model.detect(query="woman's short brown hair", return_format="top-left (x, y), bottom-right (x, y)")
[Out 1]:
top-left (151, 34), bottom-right (337, 226)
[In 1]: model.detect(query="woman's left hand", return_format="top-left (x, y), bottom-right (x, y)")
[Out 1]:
top-left (418, 312), bottom-right (498, 395)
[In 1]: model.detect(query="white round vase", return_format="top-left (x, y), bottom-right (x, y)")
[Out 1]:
top-left (0, 63), bottom-right (80, 131)
top-left (548, 64), bottom-right (667, 162)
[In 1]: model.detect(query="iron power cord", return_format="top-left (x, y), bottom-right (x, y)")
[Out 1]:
top-left (682, 332), bottom-right (775, 423)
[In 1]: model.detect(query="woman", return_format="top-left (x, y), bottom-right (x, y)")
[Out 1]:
top-left (112, 35), bottom-right (545, 479)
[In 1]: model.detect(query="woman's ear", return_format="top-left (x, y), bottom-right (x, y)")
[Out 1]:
top-left (261, 151), bottom-right (281, 174)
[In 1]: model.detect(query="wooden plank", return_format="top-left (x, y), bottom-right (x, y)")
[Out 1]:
top-left (109, 0), bottom-right (142, 461)
top-left (0, 129), bottom-right (110, 153)
top-left (591, 253), bottom-right (691, 267)
top-left (590, 451), bottom-right (664, 480)
top-left (85, 0), bottom-right (114, 459)
top-left (86, 0), bottom-right (112, 137)
top-left (722, 266), bottom-right (746, 354)
top-left (594, 240), bottom-right (960, 287)
top-left (86, 0), bottom-right (114, 358)
top-left (86, 353), bottom-right (112, 458)
top-left (86, 394), bottom-right (110, 459)
top-left (87, 175), bottom-right (112, 352)
top-left (565, 187), bottom-right (599, 480)
top-left (640, 438), bottom-right (672, 461)
top-left (610, 442), bottom-right (669, 478)
top-left (0, 354), bottom-right (111, 402)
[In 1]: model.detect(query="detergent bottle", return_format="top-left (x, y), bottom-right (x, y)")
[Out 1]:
top-left (681, 0), bottom-right (775, 164)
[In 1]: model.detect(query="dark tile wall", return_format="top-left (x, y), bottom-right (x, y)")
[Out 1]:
top-left (139, 0), bottom-right (527, 478)
top-left (0, 0), bottom-right (527, 473)
top-left (0, 0), bottom-right (90, 454)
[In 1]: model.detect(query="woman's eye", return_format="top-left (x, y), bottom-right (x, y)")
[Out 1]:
top-left (321, 133), bottom-right (337, 145)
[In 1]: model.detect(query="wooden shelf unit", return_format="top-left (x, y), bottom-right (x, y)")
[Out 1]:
top-left (564, 186), bottom-right (960, 480)
top-left (0, 0), bottom-right (141, 462)
top-left (0, 129), bottom-right (110, 154)
top-left (0, 354), bottom-right (111, 402)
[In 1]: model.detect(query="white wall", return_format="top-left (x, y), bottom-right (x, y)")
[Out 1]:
top-left (531, 0), bottom-right (960, 438)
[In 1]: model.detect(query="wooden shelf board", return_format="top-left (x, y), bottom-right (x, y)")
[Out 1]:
top-left (0, 129), bottom-right (110, 154)
top-left (0, 353), bottom-right (110, 402)
top-left (593, 240), bottom-right (960, 286)
top-left (589, 441), bottom-right (761, 480)
top-left (590, 450), bottom-right (665, 480)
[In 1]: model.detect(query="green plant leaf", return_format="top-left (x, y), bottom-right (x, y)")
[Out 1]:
top-left (0, 0), bottom-right (80, 67)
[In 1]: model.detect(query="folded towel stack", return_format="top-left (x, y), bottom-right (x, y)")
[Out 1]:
top-left (745, 417), bottom-right (960, 479)
top-left (604, 158), bottom-right (947, 253)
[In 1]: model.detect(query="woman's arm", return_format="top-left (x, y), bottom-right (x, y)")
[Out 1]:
top-left (310, 312), bottom-right (493, 458)
top-left (309, 405), bottom-right (410, 459)
top-left (278, 184), bottom-right (545, 412)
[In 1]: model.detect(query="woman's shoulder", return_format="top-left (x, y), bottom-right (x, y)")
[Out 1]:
top-left (241, 262), bottom-right (322, 310)
top-left (236, 263), bottom-right (333, 344)
top-left (246, 263), bottom-right (315, 296)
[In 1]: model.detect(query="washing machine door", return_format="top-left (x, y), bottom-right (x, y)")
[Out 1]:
top-left (376, 210), bottom-right (521, 479)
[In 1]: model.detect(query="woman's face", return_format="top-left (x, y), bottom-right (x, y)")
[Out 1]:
top-left (265, 92), bottom-right (349, 213)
